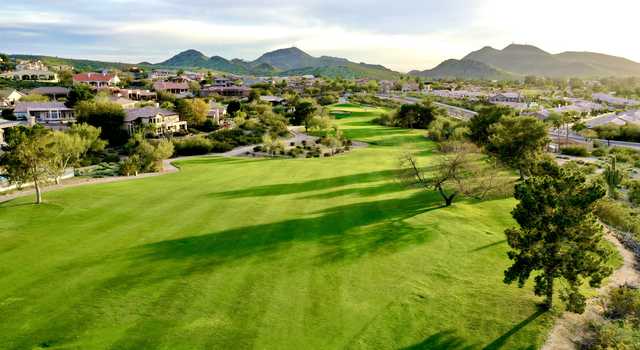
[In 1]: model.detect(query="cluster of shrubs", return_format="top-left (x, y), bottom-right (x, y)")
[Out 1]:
top-left (172, 129), bottom-right (264, 156)
top-left (172, 136), bottom-right (234, 156)
top-left (75, 162), bottom-right (121, 178)
top-left (560, 146), bottom-right (590, 157)
top-left (209, 128), bottom-right (263, 148)
top-left (581, 285), bottom-right (640, 349)
top-left (595, 199), bottom-right (640, 239)
top-left (591, 145), bottom-right (640, 165)
top-left (349, 95), bottom-right (400, 109)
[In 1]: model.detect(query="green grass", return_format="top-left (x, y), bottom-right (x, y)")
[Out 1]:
top-left (0, 105), bottom-right (558, 349)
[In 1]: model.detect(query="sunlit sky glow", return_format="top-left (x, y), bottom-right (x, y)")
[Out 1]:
top-left (1, 0), bottom-right (639, 72)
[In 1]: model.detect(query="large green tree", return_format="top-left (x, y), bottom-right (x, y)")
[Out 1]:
top-left (487, 116), bottom-right (549, 177)
top-left (289, 98), bottom-right (319, 131)
top-left (75, 100), bottom-right (127, 145)
top-left (393, 101), bottom-right (441, 129)
top-left (66, 84), bottom-right (94, 107)
top-left (468, 105), bottom-right (514, 145)
top-left (0, 126), bottom-right (57, 204)
top-left (177, 98), bottom-right (208, 126)
top-left (504, 161), bottom-right (611, 312)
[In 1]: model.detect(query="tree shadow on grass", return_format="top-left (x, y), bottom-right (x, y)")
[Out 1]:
top-left (400, 330), bottom-right (479, 350)
top-left (469, 240), bottom-right (507, 253)
top-left (134, 190), bottom-right (444, 274)
top-left (208, 169), bottom-right (399, 199)
top-left (298, 181), bottom-right (408, 200)
top-left (482, 309), bottom-right (546, 350)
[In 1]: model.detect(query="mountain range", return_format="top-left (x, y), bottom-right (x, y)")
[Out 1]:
top-left (158, 47), bottom-right (400, 79)
top-left (410, 44), bottom-right (640, 80)
top-left (10, 44), bottom-right (640, 81)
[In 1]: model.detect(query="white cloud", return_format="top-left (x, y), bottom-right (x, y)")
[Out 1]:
top-left (2, 0), bottom-right (640, 72)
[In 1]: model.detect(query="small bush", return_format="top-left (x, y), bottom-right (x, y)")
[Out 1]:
top-left (604, 285), bottom-right (640, 322)
top-left (210, 141), bottom-right (234, 153)
top-left (173, 137), bottom-right (213, 156)
top-left (323, 153), bottom-right (331, 157)
top-left (561, 146), bottom-right (589, 157)
top-left (253, 145), bottom-right (263, 152)
top-left (592, 148), bottom-right (607, 157)
top-left (628, 180), bottom-right (640, 206)
top-left (582, 319), bottom-right (640, 349)
top-left (595, 199), bottom-right (640, 236)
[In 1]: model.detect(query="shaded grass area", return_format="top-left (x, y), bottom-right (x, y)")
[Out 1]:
top-left (0, 104), bottom-right (557, 349)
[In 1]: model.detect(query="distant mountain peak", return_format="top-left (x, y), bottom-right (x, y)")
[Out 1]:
top-left (176, 49), bottom-right (208, 58)
top-left (502, 44), bottom-right (549, 55)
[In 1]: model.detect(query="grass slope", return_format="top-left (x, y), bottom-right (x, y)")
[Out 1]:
top-left (0, 105), bottom-right (555, 349)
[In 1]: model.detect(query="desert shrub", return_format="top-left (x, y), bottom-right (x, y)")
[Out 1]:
top-left (372, 113), bottom-right (393, 126)
top-left (198, 119), bottom-right (219, 132)
top-left (209, 128), bottom-right (261, 147)
top-left (173, 136), bottom-right (213, 156)
top-left (595, 199), bottom-right (640, 236)
top-left (561, 146), bottom-right (589, 157)
top-left (210, 141), bottom-right (234, 153)
top-left (582, 319), bottom-right (640, 349)
top-left (604, 285), bottom-right (640, 322)
top-left (288, 147), bottom-right (303, 158)
top-left (629, 181), bottom-right (640, 206)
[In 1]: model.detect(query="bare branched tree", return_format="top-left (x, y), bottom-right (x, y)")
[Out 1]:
top-left (398, 144), bottom-right (512, 207)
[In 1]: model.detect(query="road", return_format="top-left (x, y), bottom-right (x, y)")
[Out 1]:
top-left (376, 94), bottom-right (478, 121)
top-left (550, 130), bottom-right (640, 150)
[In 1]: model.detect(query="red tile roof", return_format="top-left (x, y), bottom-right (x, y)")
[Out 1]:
top-left (153, 81), bottom-right (189, 91)
top-left (73, 72), bottom-right (116, 82)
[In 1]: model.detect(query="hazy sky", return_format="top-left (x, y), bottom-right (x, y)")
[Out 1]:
top-left (1, 0), bottom-right (639, 72)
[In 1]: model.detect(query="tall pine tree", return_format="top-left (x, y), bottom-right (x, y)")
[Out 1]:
top-left (503, 161), bottom-right (612, 312)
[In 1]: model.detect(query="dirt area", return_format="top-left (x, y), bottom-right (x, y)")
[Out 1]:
top-left (541, 230), bottom-right (640, 350)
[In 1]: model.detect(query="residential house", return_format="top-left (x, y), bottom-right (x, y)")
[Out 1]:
top-left (208, 102), bottom-right (227, 124)
top-left (201, 86), bottom-right (250, 98)
top-left (13, 102), bottom-right (75, 125)
top-left (0, 89), bottom-right (25, 108)
top-left (585, 110), bottom-right (640, 128)
top-left (401, 82), bottom-right (420, 93)
top-left (592, 93), bottom-right (640, 108)
top-left (153, 81), bottom-right (190, 95)
top-left (378, 80), bottom-right (394, 95)
top-left (259, 95), bottom-right (286, 105)
top-left (150, 70), bottom-right (176, 80)
top-left (489, 92), bottom-right (523, 104)
top-left (73, 72), bottom-right (121, 87)
top-left (213, 77), bottom-right (234, 87)
top-left (123, 107), bottom-right (187, 135)
top-left (1, 70), bottom-right (59, 83)
top-left (117, 88), bottom-right (157, 101)
top-left (109, 96), bottom-right (138, 109)
top-left (0, 119), bottom-right (21, 145)
top-left (15, 60), bottom-right (47, 71)
top-left (30, 87), bottom-right (70, 100)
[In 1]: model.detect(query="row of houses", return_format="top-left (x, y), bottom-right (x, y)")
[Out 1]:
top-left (7, 99), bottom-right (228, 137)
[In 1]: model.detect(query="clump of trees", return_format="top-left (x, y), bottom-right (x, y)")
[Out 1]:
top-left (377, 101), bottom-right (442, 129)
top-left (75, 99), bottom-right (128, 146)
top-left (468, 106), bottom-right (514, 145)
top-left (486, 116), bottom-right (550, 178)
top-left (0, 124), bottom-right (103, 204)
top-left (503, 161), bottom-right (612, 312)
top-left (121, 133), bottom-right (174, 175)
top-left (176, 98), bottom-right (209, 127)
